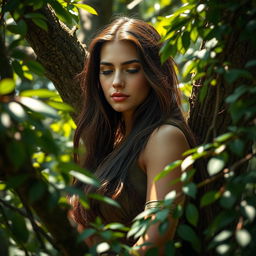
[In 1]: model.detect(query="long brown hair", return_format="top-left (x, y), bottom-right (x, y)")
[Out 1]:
top-left (72, 17), bottom-right (195, 227)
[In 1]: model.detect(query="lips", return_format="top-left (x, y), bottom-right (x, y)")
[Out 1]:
top-left (111, 92), bottom-right (129, 102)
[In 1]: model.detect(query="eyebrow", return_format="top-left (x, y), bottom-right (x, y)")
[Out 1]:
top-left (100, 59), bottom-right (141, 66)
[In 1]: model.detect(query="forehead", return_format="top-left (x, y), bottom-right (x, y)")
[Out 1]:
top-left (100, 40), bottom-right (139, 62)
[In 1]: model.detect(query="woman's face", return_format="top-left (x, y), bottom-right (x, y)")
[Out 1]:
top-left (99, 40), bottom-right (150, 119)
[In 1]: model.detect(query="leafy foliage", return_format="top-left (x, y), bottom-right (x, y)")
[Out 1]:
top-left (0, 0), bottom-right (256, 255)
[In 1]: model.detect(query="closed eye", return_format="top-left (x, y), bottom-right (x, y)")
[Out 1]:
top-left (100, 70), bottom-right (113, 75)
top-left (126, 68), bottom-right (140, 74)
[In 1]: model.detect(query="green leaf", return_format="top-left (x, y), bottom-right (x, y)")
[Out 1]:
top-left (226, 85), bottom-right (248, 103)
top-left (213, 230), bottom-right (232, 243)
top-left (154, 160), bottom-right (182, 181)
top-left (156, 209), bottom-right (170, 222)
top-left (29, 181), bottom-right (46, 202)
top-left (235, 229), bottom-right (251, 247)
top-left (177, 224), bottom-right (201, 252)
top-left (7, 141), bottom-right (26, 168)
top-left (182, 60), bottom-right (196, 78)
top-left (245, 59), bottom-right (256, 68)
top-left (200, 190), bottom-right (220, 207)
top-left (164, 241), bottom-right (175, 256)
top-left (100, 230), bottom-right (113, 240)
top-left (206, 210), bottom-right (236, 236)
top-left (32, 0), bottom-right (45, 10)
top-left (96, 242), bottom-right (110, 254)
top-left (181, 169), bottom-right (196, 183)
top-left (134, 208), bottom-right (157, 221)
top-left (145, 247), bottom-right (158, 256)
top-left (74, 3), bottom-right (98, 15)
top-left (220, 191), bottom-right (236, 209)
top-left (60, 162), bottom-right (99, 185)
top-left (182, 182), bottom-right (197, 198)
top-left (182, 31), bottom-right (190, 51)
top-left (207, 157), bottom-right (225, 176)
top-left (20, 89), bottom-right (58, 98)
top-left (185, 203), bottom-right (199, 226)
top-left (6, 102), bottom-right (27, 122)
top-left (160, 39), bottom-right (175, 63)
top-left (11, 49), bottom-right (27, 59)
top-left (224, 69), bottom-right (253, 84)
top-left (128, 220), bottom-right (144, 238)
top-left (0, 78), bottom-right (15, 95)
top-left (190, 26), bottom-right (199, 42)
top-left (19, 97), bottom-right (58, 118)
top-left (6, 174), bottom-right (29, 189)
top-left (69, 170), bottom-right (99, 187)
top-left (24, 13), bottom-right (47, 20)
top-left (6, 19), bottom-right (27, 36)
top-left (104, 223), bottom-right (128, 231)
top-left (229, 139), bottom-right (244, 156)
top-left (77, 228), bottom-right (96, 242)
top-left (214, 132), bottom-right (234, 143)
top-left (26, 60), bottom-right (45, 76)
top-left (47, 100), bottom-right (74, 112)
top-left (177, 36), bottom-right (183, 53)
top-left (31, 18), bottom-right (48, 31)
top-left (48, 0), bottom-right (73, 24)
top-left (159, 221), bottom-right (170, 235)
top-left (132, 221), bottom-right (149, 239)
top-left (12, 60), bottom-right (24, 78)
top-left (10, 212), bottom-right (29, 243)
top-left (88, 193), bottom-right (120, 208)
top-left (2, 0), bottom-right (19, 12)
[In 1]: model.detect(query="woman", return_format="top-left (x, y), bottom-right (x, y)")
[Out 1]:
top-left (70, 17), bottom-right (195, 255)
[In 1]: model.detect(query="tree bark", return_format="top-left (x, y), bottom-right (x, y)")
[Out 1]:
top-left (24, 5), bottom-right (86, 116)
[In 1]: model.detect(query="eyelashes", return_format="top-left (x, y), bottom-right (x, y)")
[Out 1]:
top-left (100, 67), bottom-right (141, 75)
top-left (100, 70), bottom-right (113, 75)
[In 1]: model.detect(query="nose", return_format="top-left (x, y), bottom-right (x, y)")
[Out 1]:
top-left (112, 70), bottom-right (124, 88)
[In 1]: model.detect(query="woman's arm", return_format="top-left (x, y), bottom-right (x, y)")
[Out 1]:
top-left (134, 124), bottom-right (190, 255)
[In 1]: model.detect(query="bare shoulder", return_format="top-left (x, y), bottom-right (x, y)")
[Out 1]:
top-left (152, 124), bottom-right (188, 143)
top-left (146, 124), bottom-right (189, 151)
top-left (140, 124), bottom-right (190, 171)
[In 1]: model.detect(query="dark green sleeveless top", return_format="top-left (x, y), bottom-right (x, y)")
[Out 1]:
top-left (99, 160), bottom-right (147, 226)
top-left (87, 160), bottom-right (146, 247)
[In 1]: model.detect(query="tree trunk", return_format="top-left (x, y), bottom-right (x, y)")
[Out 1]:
top-left (188, 10), bottom-right (256, 255)
top-left (24, 5), bottom-right (86, 116)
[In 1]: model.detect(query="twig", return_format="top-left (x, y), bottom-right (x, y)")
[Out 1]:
top-left (197, 152), bottom-right (256, 189)
top-left (169, 152), bottom-right (256, 206)
top-left (0, 198), bottom-right (27, 217)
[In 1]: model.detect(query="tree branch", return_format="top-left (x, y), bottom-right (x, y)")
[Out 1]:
top-left (23, 5), bottom-right (87, 117)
